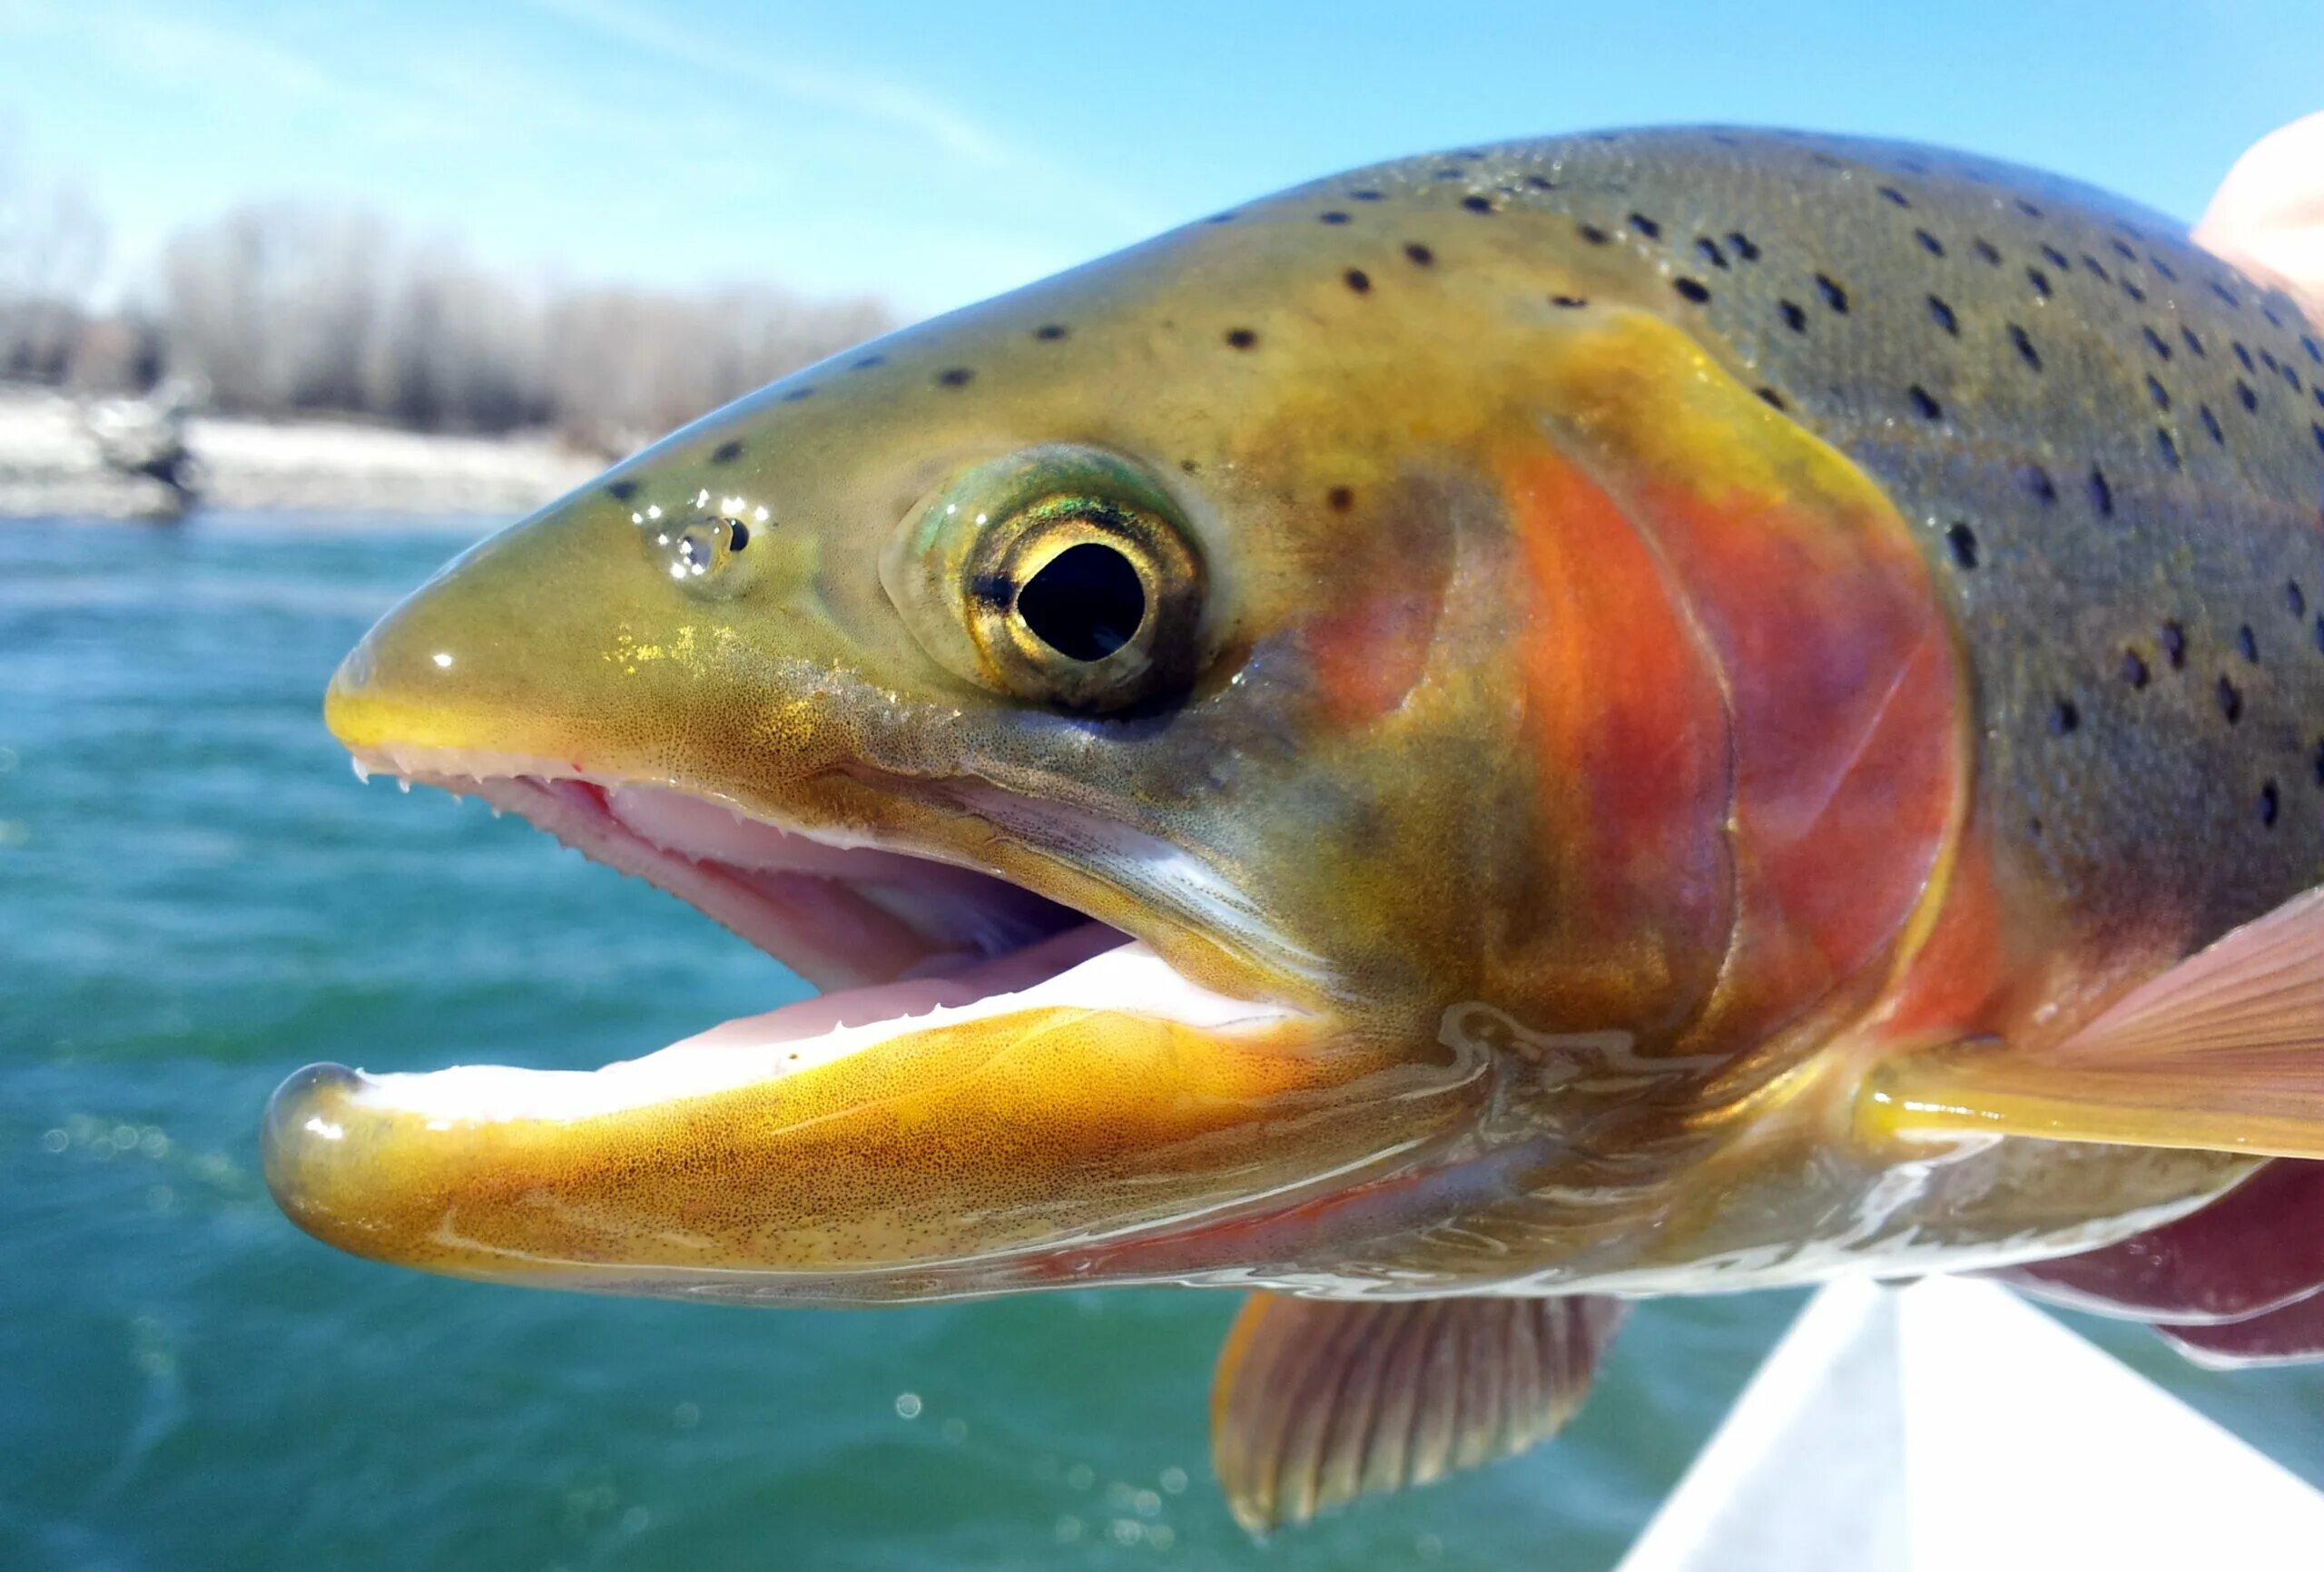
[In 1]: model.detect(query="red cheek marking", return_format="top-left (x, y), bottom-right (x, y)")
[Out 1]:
top-left (1306, 585), bottom-right (1443, 725)
top-left (1630, 477), bottom-right (1965, 1048)
top-left (1500, 449), bottom-right (1735, 1042)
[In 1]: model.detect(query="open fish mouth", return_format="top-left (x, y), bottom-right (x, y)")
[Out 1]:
top-left (259, 743), bottom-right (1472, 1302)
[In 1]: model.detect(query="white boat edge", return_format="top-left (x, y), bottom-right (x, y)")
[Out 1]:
top-left (1614, 1275), bottom-right (2324, 1572)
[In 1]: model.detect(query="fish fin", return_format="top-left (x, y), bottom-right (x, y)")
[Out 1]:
top-left (2155, 1287), bottom-right (2324, 1368)
top-left (1208, 1291), bottom-right (1625, 1534)
top-left (1863, 888), bottom-right (2324, 1157)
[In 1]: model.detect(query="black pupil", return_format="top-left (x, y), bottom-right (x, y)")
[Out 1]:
top-left (1017, 543), bottom-right (1146, 662)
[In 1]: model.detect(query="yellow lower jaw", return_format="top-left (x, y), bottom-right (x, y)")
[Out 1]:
top-left (263, 1003), bottom-right (1469, 1293)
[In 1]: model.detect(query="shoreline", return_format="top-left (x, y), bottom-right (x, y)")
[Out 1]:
top-left (0, 386), bottom-right (607, 519)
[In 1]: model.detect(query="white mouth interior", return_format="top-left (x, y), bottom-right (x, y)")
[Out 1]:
top-left (343, 759), bottom-right (1291, 1120)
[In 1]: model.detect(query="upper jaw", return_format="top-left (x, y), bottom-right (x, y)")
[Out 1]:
top-left (338, 738), bottom-right (1102, 993)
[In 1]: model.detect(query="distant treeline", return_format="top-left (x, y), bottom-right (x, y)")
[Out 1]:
top-left (1, 189), bottom-right (896, 450)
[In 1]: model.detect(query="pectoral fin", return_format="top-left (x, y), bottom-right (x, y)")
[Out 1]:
top-left (1209, 1291), bottom-right (1625, 1533)
top-left (1862, 889), bottom-right (2324, 1158)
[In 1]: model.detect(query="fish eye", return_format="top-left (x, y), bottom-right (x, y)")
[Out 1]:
top-left (882, 446), bottom-right (1206, 711)
top-left (640, 510), bottom-right (758, 595)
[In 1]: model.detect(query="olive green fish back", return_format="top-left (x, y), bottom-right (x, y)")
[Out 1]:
top-left (1299, 128), bottom-right (2324, 957)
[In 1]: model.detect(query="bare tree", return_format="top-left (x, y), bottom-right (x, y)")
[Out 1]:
top-left (0, 141), bottom-right (106, 384)
top-left (155, 203), bottom-right (894, 444)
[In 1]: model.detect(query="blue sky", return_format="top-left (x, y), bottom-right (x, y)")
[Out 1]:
top-left (5, 0), bottom-right (2320, 317)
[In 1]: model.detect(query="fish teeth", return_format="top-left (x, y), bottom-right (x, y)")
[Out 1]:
top-left (350, 759), bottom-right (371, 784)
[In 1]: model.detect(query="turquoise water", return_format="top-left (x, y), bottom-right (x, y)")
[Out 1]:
top-left (6, 515), bottom-right (2324, 1570)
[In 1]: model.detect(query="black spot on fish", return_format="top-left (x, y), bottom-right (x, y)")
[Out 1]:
top-left (2010, 324), bottom-right (2043, 370)
top-left (1756, 386), bottom-right (1788, 411)
top-left (2122, 648), bottom-right (2151, 688)
top-left (1816, 273), bottom-right (1848, 313)
top-left (1674, 277), bottom-right (1711, 304)
top-left (2239, 624), bottom-right (2260, 663)
top-left (2236, 342), bottom-right (2257, 373)
top-left (2306, 336), bottom-right (2322, 366)
top-left (2146, 375), bottom-right (2171, 412)
top-left (1726, 231), bottom-right (1762, 261)
top-left (936, 367), bottom-right (974, 388)
top-left (2239, 380), bottom-right (2260, 412)
top-left (1406, 242), bottom-right (1437, 265)
top-left (969, 571), bottom-right (1016, 608)
top-left (1696, 237), bottom-right (1730, 270)
top-left (2182, 328), bottom-right (2206, 358)
top-left (1879, 186), bottom-right (1911, 207)
top-left (710, 439), bottom-right (743, 463)
top-left (2040, 243), bottom-right (2070, 270)
top-left (852, 353), bottom-right (887, 368)
top-left (2157, 427), bottom-right (2181, 470)
top-left (2143, 326), bottom-right (2173, 360)
top-left (1973, 238), bottom-right (2002, 265)
top-left (1034, 323), bottom-right (1068, 340)
top-left (1344, 269), bottom-right (1372, 294)
top-left (2151, 255), bottom-right (2179, 282)
top-left (1524, 175), bottom-right (1557, 191)
top-left (1551, 294), bottom-right (1589, 308)
top-left (1350, 189), bottom-right (1384, 201)
top-left (2027, 267), bottom-right (2053, 300)
top-left (2017, 199), bottom-right (2045, 218)
top-left (1915, 229), bottom-right (1945, 257)
top-left (2291, 581), bottom-right (2309, 619)
top-left (1206, 211), bottom-right (1239, 224)
top-left (606, 479), bottom-right (638, 502)
top-left (1224, 329), bottom-right (1258, 349)
top-left (1461, 195), bottom-right (1495, 215)
top-left (1929, 296), bottom-right (1958, 335)
top-left (1908, 385), bottom-right (1942, 420)
top-left (2021, 465), bottom-right (2057, 505)
top-left (2122, 280), bottom-right (2147, 304)
top-left (1628, 211), bottom-right (1662, 239)
top-left (2313, 423), bottom-right (2324, 457)
top-left (1780, 300), bottom-right (1808, 332)
top-left (2051, 699), bottom-right (2081, 735)
top-left (2212, 281), bottom-right (2242, 309)
top-left (2163, 620), bottom-right (2187, 668)
top-left (1945, 522), bottom-right (1979, 568)
top-left (2219, 675), bottom-right (2244, 723)
top-left (2087, 467), bottom-right (2113, 516)
top-left (726, 521), bottom-right (750, 551)
top-left (1327, 486), bottom-right (1354, 512)
top-left (1320, 211), bottom-right (1352, 225)
top-left (2080, 253), bottom-right (2112, 283)
top-left (2262, 781), bottom-right (2281, 827)
top-left (2202, 405), bottom-right (2225, 446)
top-left (1576, 224), bottom-right (1610, 246)
top-left (781, 387), bottom-right (815, 403)
top-left (2314, 738), bottom-right (2324, 786)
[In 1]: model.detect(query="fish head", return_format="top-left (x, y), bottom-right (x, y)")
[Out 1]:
top-left (265, 203), bottom-right (1628, 1302)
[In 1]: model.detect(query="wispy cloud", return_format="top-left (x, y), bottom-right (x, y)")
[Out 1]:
top-left (512, 0), bottom-right (1010, 166)
top-left (508, 0), bottom-right (1159, 231)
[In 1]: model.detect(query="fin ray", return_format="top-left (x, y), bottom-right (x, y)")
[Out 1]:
top-left (1210, 1292), bottom-right (1624, 1533)
top-left (1864, 888), bottom-right (2324, 1157)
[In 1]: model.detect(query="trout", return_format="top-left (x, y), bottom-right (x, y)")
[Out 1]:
top-left (263, 128), bottom-right (2324, 1530)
